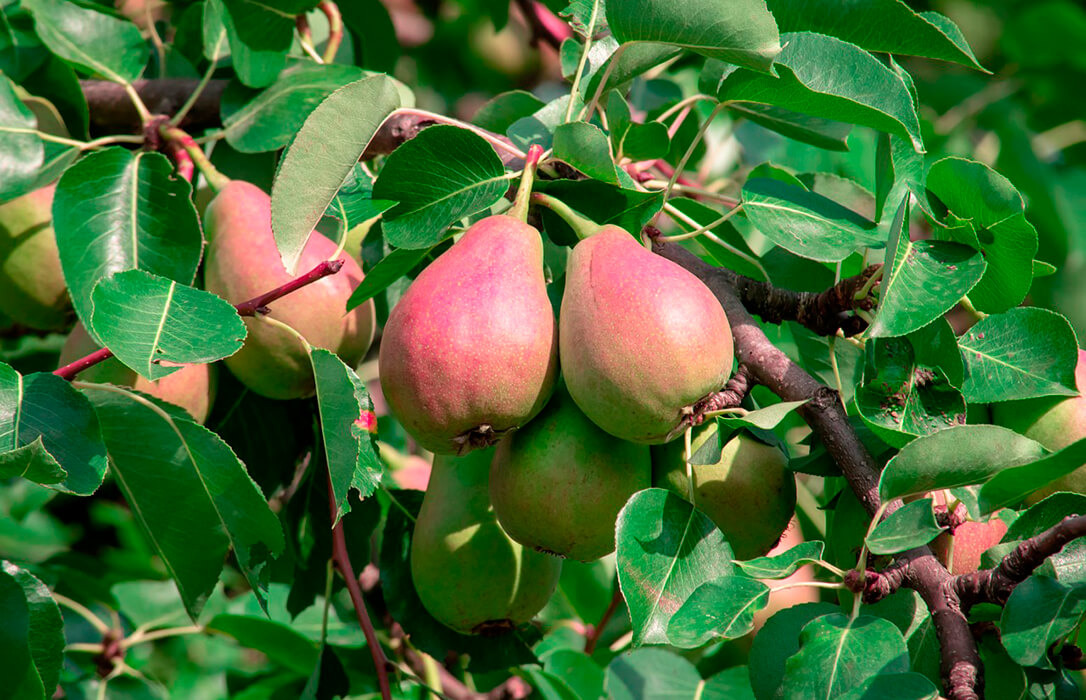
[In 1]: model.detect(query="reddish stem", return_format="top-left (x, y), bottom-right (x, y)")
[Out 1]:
top-left (327, 470), bottom-right (392, 700)
top-left (584, 587), bottom-right (622, 655)
top-left (514, 0), bottom-right (571, 49)
top-left (166, 139), bottom-right (194, 182)
top-left (53, 260), bottom-right (345, 381)
top-left (317, 2), bottom-right (343, 63)
top-left (653, 160), bottom-right (703, 190)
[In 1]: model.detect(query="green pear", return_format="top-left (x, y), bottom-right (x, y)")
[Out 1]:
top-left (651, 426), bottom-right (795, 560)
top-left (0, 185), bottom-right (71, 330)
top-left (411, 448), bottom-right (561, 635)
top-left (58, 322), bottom-right (216, 424)
top-left (378, 214), bottom-right (558, 454)
top-left (203, 181), bottom-right (376, 399)
top-left (560, 226), bottom-right (733, 444)
top-left (489, 381), bottom-right (651, 561)
top-left (992, 349), bottom-right (1086, 501)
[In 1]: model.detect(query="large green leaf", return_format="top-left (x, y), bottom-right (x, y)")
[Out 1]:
top-left (767, 0), bottom-right (983, 70)
top-left (0, 365), bottom-right (108, 496)
top-left (53, 148), bottom-right (203, 344)
top-left (1001, 576), bottom-right (1086, 669)
top-left (344, 246), bottom-right (432, 312)
top-left (584, 44), bottom-right (683, 99)
top-left (204, 0), bottom-right (284, 88)
top-left (0, 74), bottom-right (43, 202)
top-left (0, 568), bottom-right (44, 700)
top-left (606, 0), bottom-right (780, 73)
top-left (615, 488), bottom-right (736, 646)
top-left (748, 602), bottom-right (840, 699)
top-left (837, 674), bottom-right (939, 700)
top-left (607, 648), bottom-right (703, 700)
top-left (977, 438), bottom-right (1086, 514)
top-left (372, 125), bottom-right (509, 250)
top-left (741, 177), bottom-right (881, 262)
top-left (91, 270), bottom-right (246, 381)
top-left (553, 122), bottom-right (619, 184)
top-left (83, 385), bottom-right (284, 618)
top-left (271, 75), bottom-right (400, 272)
top-left (959, 307), bottom-right (1080, 403)
top-left (535, 179), bottom-right (663, 246)
top-left (206, 614), bottom-right (319, 676)
top-left (472, 90), bottom-right (546, 134)
top-left (868, 197), bottom-right (986, 338)
top-left (1, 562), bottom-right (62, 697)
top-left (878, 425), bottom-right (1047, 502)
top-left (667, 576), bottom-right (770, 647)
top-left (780, 614), bottom-right (909, 698)
top-left (23, 0), bottom-right (147, 83)
top-left (719, 32), bottom-right (924, 152)
top-left (217, 0), bottom-right (309, 87)
top-left (865, 498), bottom-right (945, 555)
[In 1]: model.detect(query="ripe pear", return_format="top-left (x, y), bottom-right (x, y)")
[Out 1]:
top-left (489, 381), bottom-right (651, 561)
top-left (58, 322), bottom-right (216, 424)
top-left (203, 181), bottom-right (375, 399)
top-left (929, 515), bottom-right (1008, 575)
top-left (410, 448), bottom-right (561, 634)
top-left (560, 226), bottom-right (733, 444)
top-left (992, 349), bottom-right (1086, 502)
top-left (651, 426), bottom-right (795, 560)
top-left (0, 185), bottom-right (71, 330)
top-left (378, 215), bottom-right (558, 455)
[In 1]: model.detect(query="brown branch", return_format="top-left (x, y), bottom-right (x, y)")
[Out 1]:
top-left (584, 587), bottom-right (622, 655)
top-left (81, 79), bottom-right (226, 131)
top-left (53, 260), bottom-right (345, 381)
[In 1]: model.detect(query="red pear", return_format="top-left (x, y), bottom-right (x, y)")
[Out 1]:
top-left (378, 215), bottom-right (558, 455)
top-left (560, 226), bottom-right (733, 443)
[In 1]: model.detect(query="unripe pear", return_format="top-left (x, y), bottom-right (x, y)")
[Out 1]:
top-left (651, 426), bottom-right (795, 560)
top-left (0, 185), bottom-right (71, 330)
top-left (203, 181), bottom-right (375, 399)
top-left (992, 349), bottom-right (1086, 501)
top-left (410, 448), bottom-right (561, 634)
top-left (378, 215), bottom-right (558, 455)
top-left (58, 322), bottom-right (216, 424)
top-left (560, 226), bottom-right (733, 444)
top-left (489, 381), bottom-right (651, 561)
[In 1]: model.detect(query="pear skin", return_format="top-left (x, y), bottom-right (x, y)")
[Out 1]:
top-left (203, 181), bottom-right (375, 399)
top-left (0, 185), bottom-right (71, 330)
top-left (652, 427), bottom-right (796, 560)
top-left (559, 226), bottom-right (733, 444)
top-left (59, 322), bottom-right (216, 424)
top-left (378, 214), bottom-right (558, 454)
top-left (410, 448), bottom-right (561, 634)
top-left (490, 381), bottom-right (650, 561)
top-left (992, 349), bottom-right (1086, 502)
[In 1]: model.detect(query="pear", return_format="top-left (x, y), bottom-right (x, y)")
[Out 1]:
top-left (58, 322), bottom-right (216, 424)
top-left (378, 214), bottom-right (558, 455)
top-left (651, 425), bottom-right (795, 560)
top-left (489, 381), bottom-right (650, 561)
top-left (0, 185), bottom-right (71, 330)
top-left (410, 448), bottom-right (561, 634)
top-left (559, 226), bottom-right (733, 444)
top-left (992, 349), bottom-right (1086, 501)
top-left (203, 181), bottom-right (376, 399)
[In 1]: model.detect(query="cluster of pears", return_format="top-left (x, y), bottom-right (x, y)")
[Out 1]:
top-left (381, 153), bottom-right (795, 633)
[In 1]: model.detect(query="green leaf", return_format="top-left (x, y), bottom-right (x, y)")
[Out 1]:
top-left (0, 366), bottom-right (108, 496)
top-left (1, 562), bottom-right (62, 696)
top-left (583, 44), bottom-right (683, 98)
top-left (742, 177), bottom-right (881, 262)
top-left (718, 400), bottom-right (807, 431)
top-left (345, 246), bottom-right (431, 312)
top-left (868, 197), bottom-right (986, 338)
top-left (23, 0), bottom-right (148, 83)
top-left (667, 576), bottom-right (770, 647)
top-left (220, 0), bottom-right (302, 86)
top-left (977, 438), bottom-right (1086, 514)
top-left (322, 162), bottom-right (397, 230)
top-left (205, 0), bottom-right (284, 88)
top-left (926, 157), bottom-right (1038, 313)
top-left (719, 32), bottom-right (924, 152)
top-left (507, 94), bottom-right (581, 151)
top-left (91, 270), bottom-right (246, 381)
top-left (535, 179), bottom-right (663, 246)
top-left (736, 540), bottom-right (825, 579)
top-left (767, 0), bottom-right (984, 70)
top-left (207, 614), bottom-right (319, 676)
top-left (1001, 576), bottom-right (1086, 669)
top-left (615, 488), bottom-right (736, 646)
top-left (0, 568), bottom-right (45, 700)
top-left (553, 122), bottom-right (619, 184)
top-left (222, 62), bottom-right (366, 153)
top-left (0, 75), bottom-right (43, 202)
top-left (606, 0), bottom-right (781, 73)
top-left (271, 75), bottom-right (400, 272)
top-left (82, 385), bottom-right (284, 618)
top-left (748, 602), bottom-right (841, 700)
top-left (471, 90), bottom-right (545, 134)
top-left (865, 498), bottom-right (945, 555)
top-left (310, 349), bottom-right (382, 523)
top-left (878, 425), bottom-right (1047, 502)
top-left (201, 0), bottom-right (230, 62)
top-left (908, 319), bottom-right (965, 388)
top-left (728, 101), bottom-right (852, 151)
top-left (701, 667), bottom-right (757, 700)
top-left (855, 336), bottom-right (967, 447)
top-left (1004, 493), bottom-right (1086, 586)
top-left (780, 614), bottom-right (909, 699)
top-left (606, 648), bottom-right (703, 700)
top-left (836, 673), bottom-right (940, 700)
top-left (875, 132), bottom-right (929, 223)
top-left (373, 125), bottom-right (509, 250)
top-left (959, 307), bottom-right (1080, 403)
top-left (542, 650), bottom-right (605, 700)
top-left (53, 148), bottom-right (203, 343)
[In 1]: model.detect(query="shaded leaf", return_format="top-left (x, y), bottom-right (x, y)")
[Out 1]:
top-left (472, 90), bottom-right (545, 134)
top-left (977, 438), bottom-right (1086, 514)
top-left (737, 540), bottom-right (825, 579)
top-left (23, 0), bottom-right (147, 83)
top-left (0, 567), bottom-right (44, 699)
top-left (667, 576), bottom-right (770, 647)
top-left (748, 602), bottom-right (840, 700)
top-left (0, 74), bottom-right (43, 202)
top-left (207, 614), bottom-right (318, 676)
top-left (1001, 576), bottom-right (1086, 669)
top-left (866, 498), bottom-right (945, 555)
top-left (535, 180), bottom-right (663, 246)
top-left (553, 122), bottom-right (619, 184)
top-left (2, 562), bottom-right (62, 697)
top-left (606, 648), bottom-right (703, 700)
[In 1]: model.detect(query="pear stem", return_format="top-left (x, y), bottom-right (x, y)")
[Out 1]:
top-left (159, 125), bottom-right (230, 192)
top-left (53, 261), bottom-right (345, 381)
top-left (530, 192), bottom-right (602, 240)
top-left (508, 144), bottom-right (544, 223)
